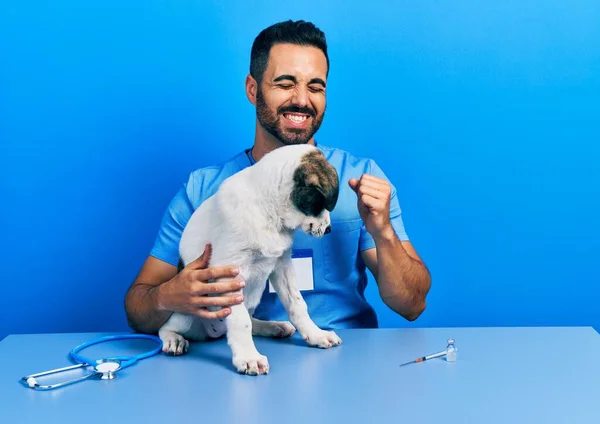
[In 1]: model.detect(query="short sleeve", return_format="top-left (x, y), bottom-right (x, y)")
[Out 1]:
top-left (359, 159), bottom-right (409, 251)
top-left (149, 182), bottom-right (195, 266)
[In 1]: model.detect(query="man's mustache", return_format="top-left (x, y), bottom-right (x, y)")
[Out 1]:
top-left (278, 105), bottom-right (316, 118)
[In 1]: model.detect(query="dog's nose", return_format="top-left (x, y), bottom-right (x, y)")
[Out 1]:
top-left (324, 225), bottom-right (331, 234)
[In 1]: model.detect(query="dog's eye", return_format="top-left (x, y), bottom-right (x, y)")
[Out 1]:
top-left (298, 189), bottom-right (325, 216)
top-left (292, 186), bottom-right (327, 217)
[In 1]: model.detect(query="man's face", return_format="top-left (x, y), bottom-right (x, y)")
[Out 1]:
top-left (254, 43), bottom-right (328, 145)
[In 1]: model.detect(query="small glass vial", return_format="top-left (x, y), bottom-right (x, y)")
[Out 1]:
top-left (446, 338), bottom-right (457, 362)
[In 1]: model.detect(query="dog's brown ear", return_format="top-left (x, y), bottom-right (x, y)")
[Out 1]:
top-left (292, 150), bottom-right (339, 214)
top-left (308, 180), bottom-right (338, 211)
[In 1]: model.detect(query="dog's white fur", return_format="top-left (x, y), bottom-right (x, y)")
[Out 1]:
top-left (158, 144), bottom-right (342, 375)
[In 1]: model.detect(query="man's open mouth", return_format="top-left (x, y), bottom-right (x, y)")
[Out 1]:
top-left (283, 113), bottom-right (309, 124)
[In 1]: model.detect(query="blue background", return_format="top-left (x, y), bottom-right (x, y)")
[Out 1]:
top-left (1, 0), bottom-right (599, 341)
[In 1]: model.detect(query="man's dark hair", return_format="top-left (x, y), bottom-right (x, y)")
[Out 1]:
top-left (250, 20), bottom-right (329, 84)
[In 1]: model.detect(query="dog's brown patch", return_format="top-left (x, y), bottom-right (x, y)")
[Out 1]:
top-left (291, 149), bottom-right (339, 216)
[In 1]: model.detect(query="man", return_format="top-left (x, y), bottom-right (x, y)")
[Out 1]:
top-left (124, 20), bottom-right (431, 335)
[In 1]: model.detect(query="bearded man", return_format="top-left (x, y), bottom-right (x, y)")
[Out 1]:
top-left (124, 20), bottom-right (431, 337)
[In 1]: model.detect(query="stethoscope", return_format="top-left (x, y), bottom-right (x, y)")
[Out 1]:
top-left (21, 334), bottom-right (163, 390)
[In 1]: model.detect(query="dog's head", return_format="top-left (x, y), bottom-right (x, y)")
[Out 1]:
top-left (289, 148), bottom-right (339, 237)
top-left (253, 144), bottom-right (339, 237)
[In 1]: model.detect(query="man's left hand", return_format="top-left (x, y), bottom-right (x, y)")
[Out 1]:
top-left (348, 174), bottom-right (395, 241)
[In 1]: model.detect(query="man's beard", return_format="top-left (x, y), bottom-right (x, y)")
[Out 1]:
top-left (256, 88), bottom-right (324, 145)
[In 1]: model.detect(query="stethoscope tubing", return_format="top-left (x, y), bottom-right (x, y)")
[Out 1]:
top-left (70, 334), bottom-right (163, 369)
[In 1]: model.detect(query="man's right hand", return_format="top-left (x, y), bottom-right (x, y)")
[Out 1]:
top-left (156, 244), bottom-right (245, 319)
top-left (124, 244), bottom-right (245, 333)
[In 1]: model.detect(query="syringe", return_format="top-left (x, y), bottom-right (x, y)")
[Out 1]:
top-left (399, 338), bottom-right (457, 367)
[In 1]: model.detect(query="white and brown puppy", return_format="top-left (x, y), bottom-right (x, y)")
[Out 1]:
top-left (158, 144), bottom-right (342, 375)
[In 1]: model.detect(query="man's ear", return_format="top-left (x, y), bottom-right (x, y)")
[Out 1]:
top-left (246, 74), bottom-right (257, 105)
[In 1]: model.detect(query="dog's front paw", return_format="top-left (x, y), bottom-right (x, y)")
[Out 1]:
top-left (303, 329), bottom-right (342, 349)
top-left (233, 353), bottom-right (270, 376)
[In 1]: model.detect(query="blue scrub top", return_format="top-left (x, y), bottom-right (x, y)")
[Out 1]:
top-left (150, 143), bottom-right (409, 329)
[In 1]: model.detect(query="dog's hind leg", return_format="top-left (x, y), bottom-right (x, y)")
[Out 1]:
top-left (158, 329), bottom-right (189, 356)
top-left (158, 312), bottom-right (210, 356)
top-left (269, 255), bottom-right (342, 349)
top-left (250, 317), bottom-right (296, 338)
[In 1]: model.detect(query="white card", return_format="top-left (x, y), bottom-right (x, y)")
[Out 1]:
top-left (269, 250), bottom-right (314, 293)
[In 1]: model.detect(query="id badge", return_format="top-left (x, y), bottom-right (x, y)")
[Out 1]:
top-left (268, 249), bottom-right (314, 293)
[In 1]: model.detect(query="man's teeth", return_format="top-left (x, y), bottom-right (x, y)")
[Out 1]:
top-left (285, 114), bottom-right (307, 123)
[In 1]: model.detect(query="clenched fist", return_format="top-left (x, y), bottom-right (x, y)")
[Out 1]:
top-left (348, 174), bottom-right (395, 241)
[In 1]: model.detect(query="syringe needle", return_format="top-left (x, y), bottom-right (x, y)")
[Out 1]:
top-left (399, 350), bottom-right (447, 367)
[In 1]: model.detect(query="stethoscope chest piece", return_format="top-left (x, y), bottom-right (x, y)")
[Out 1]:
top-left (94, 360), bottom-right (121, 380)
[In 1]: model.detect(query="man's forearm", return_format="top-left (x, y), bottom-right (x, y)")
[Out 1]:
top-left (373, 230), bottom-right (431, 321)
top-left (124, 283), bottom-right (172, 334)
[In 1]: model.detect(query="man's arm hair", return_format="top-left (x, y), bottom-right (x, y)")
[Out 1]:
top-left (361, 240), bottom-right (430, 321)
top-left (124, 255), bottom-right (178, 334)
